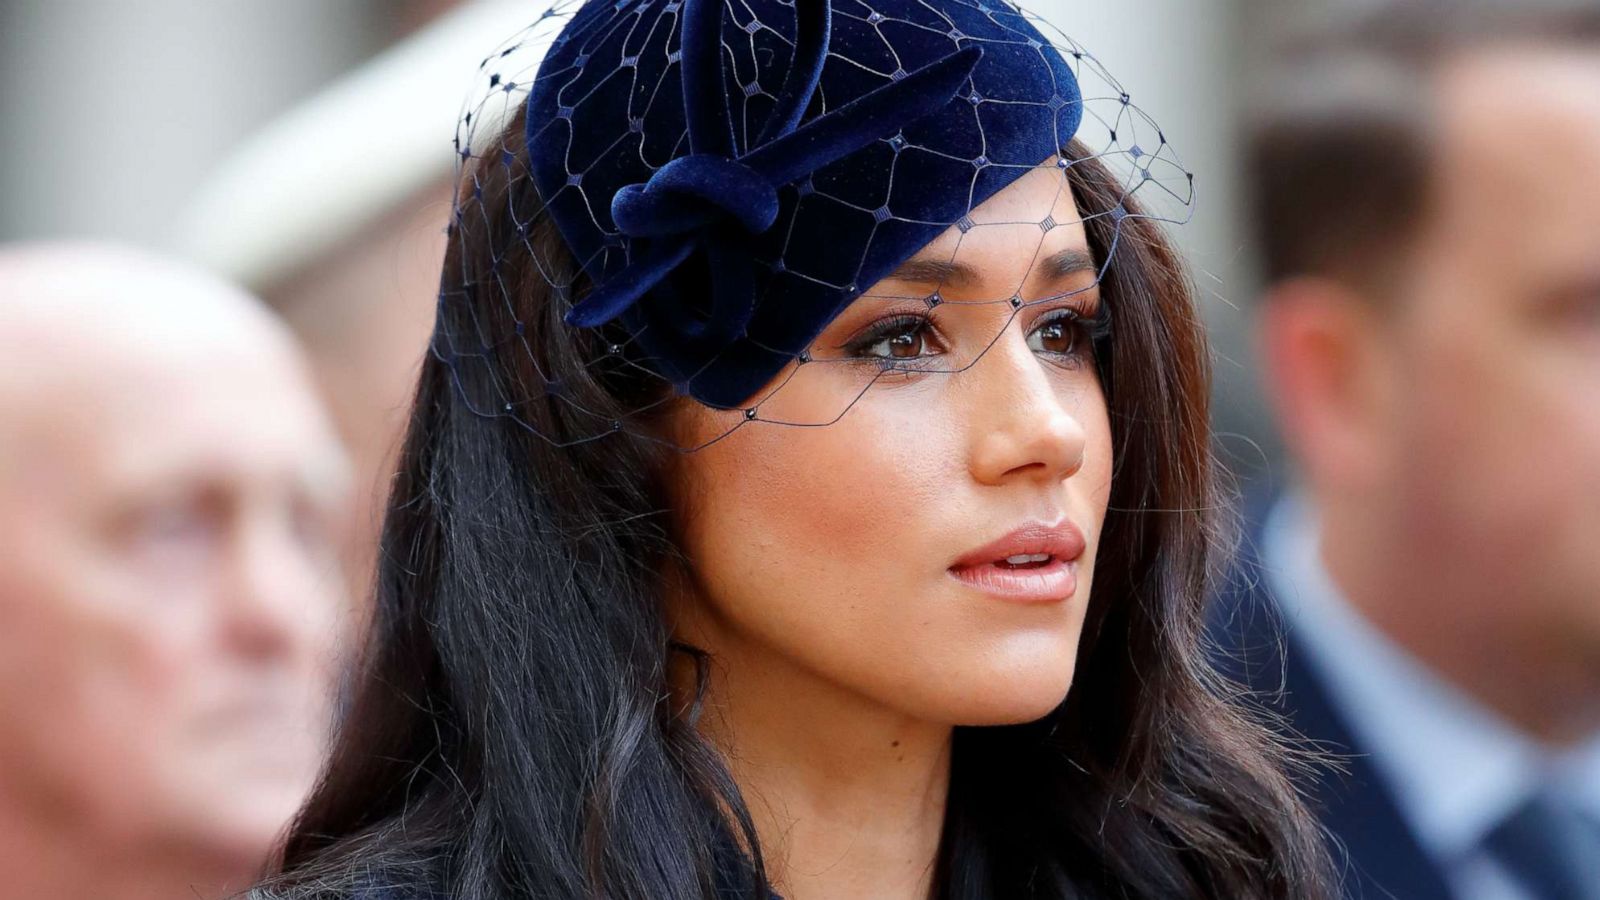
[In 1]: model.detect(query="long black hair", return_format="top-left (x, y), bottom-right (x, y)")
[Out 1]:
top-left (255, 110), bottom-right (1333, 898)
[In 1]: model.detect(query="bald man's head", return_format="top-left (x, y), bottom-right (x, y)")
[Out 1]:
top-left (0, 243), bottom-right (350, 899)
top-left (1, 242), bottom-right (300, 412)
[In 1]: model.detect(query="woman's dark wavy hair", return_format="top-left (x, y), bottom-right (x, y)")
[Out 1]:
top-left (255, 108), bottom-right (1333, 899)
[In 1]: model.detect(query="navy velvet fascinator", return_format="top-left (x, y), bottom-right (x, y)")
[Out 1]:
top-left (438, 0), bottom-right (1192, 446)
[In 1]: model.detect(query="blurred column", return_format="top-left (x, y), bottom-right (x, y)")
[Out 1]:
top-left (0, 0), bottom-right (377, 247)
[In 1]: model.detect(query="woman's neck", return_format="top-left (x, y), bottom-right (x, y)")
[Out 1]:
top-left (685, 644), bottom-right (952, 900)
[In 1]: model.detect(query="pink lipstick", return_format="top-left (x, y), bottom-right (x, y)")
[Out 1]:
top-left (947, 520), bottom-right (1086, 604)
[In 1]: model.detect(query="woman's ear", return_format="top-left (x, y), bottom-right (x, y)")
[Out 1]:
top-left (1258, 277), bottom-right (1402, 494)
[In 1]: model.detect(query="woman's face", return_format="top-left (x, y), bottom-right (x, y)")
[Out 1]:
top-left (668, 164), bottom-right (1113, 726)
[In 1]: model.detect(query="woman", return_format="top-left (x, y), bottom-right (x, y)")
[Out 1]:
top-left (259, 0), bottom-right (1332, 897)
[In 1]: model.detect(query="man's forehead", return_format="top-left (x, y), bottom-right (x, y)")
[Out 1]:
top-left (0, 244), bottom-right (342, 506)
top-left (0, 244), bottom-right (302, 379)
top-left (1436, 47), bottom-right (1600, 184)
top-left (2, 373), bottom-right (347, 513)
top-left (109, 444), bottom-right (353, 507)
top-left (102, 360), bottom-right (343, 482)
top-left (1428, 48), bottom-right (1600, 262)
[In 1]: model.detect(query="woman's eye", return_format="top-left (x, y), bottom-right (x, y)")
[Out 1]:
top-left (852, 318), bottom-right (933, 361)
top-left (1029, 317), bottom-right (1078, 355)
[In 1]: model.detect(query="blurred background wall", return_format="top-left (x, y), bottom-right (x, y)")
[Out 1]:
top-left (0, 0), bottom-right (1287, 484)
top-left (1, 0), bottom-right (367, 243)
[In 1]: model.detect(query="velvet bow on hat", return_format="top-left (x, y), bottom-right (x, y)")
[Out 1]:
top-left (525, 0), bottom-right (1083, 408)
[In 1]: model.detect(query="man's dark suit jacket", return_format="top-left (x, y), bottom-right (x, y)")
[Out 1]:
top-left (1207, 496), bottom-right (1456, 900)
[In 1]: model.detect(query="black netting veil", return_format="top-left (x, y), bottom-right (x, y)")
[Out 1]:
top-left (435, 0), bottom-right (1193, 452)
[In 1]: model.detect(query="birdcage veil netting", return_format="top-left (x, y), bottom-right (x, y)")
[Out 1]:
top-left (434, 0), bottom-right (1193, 452)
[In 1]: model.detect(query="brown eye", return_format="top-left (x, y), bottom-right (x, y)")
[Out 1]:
top-left (885, 327), bottom-right (925, 359)
top-left (850, 316), bottom-right (934, 362)
top-left (1028, 315), bottom-right (1078, 355)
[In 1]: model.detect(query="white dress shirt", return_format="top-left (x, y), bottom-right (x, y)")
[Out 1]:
top-left (1260, 491), bottom-right (1600, 900)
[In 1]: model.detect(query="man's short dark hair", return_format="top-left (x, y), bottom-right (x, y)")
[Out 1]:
top-left (1246, 0), bottom-right (1600, 291)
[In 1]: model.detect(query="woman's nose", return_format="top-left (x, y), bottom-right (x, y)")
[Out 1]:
top-left (965, 337), bottom-right (1089, 487)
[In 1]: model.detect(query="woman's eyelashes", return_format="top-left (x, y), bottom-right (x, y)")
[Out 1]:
top-left (845, 313), bottom-right (941, 366)
top-left (1027, 304), bottom-right (1111, 370)
top-left (842, 303), bottom-right (1109, 372)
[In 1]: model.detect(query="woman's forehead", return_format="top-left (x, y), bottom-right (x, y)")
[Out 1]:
top-left (876, 168), bottom-right (1093, 297)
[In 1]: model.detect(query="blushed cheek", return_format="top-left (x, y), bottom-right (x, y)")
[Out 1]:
top-left (676, 398), bottom-right (960, 657)
top-left (718, 416), bottom-right (948, 581)
top-left (1051, 381), bottom-right (1111, 543)
top-left (1082, 398), bottom-right (1114, 508)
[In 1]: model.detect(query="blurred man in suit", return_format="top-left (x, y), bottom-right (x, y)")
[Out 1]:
top-left (1213, 2), bottom-right (1600, 898)
top-left (0, 244), bottom-right (350, 899)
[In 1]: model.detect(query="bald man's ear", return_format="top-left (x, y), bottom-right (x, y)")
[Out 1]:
top-left (1258, 277), bottom-right (1399, 494)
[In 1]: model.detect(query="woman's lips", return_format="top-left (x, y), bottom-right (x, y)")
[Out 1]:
top-left (947, 520), bottom-right (1086, 604)
top-left (947, 556), bottom-right (1078, 604)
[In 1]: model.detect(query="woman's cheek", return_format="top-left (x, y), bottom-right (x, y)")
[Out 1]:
top-left (1082, 397), bottom-right (1114, 526)
top-left (705, 402), bottom-right (949, 590)
top-left (691, 418), bottom-right (1049, 722)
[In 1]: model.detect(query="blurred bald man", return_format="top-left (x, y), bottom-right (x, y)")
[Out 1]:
top-left (0, 244), bottom-right (350, 900)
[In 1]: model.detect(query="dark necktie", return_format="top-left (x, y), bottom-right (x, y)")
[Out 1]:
top-left (1480, 791), bottom-right (1600, 900)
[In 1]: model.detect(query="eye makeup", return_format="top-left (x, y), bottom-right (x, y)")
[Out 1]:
top-left (836, 295), bottom-right (1109, 373)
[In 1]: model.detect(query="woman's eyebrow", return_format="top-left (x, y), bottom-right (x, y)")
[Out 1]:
top-left (886, 247), bottom-right (1098, 287)
top-left (1041, 247), bottom-right (1098, 279)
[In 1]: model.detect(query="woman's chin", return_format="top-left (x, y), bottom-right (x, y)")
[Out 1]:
top-left (902, 658), bottom-right (1078, 727)
top-left (959, 685), bottom-right (1075, 727)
